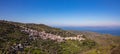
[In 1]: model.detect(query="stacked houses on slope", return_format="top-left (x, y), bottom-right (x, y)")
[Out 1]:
top-left (20, 26), bottom-right (85, 42)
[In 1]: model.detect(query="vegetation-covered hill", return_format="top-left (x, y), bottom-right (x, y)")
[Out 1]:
top-left (2, 20), bottom-right (76, 37)
top-left (71, 31), bottom-right (120, 54)
top-left (0, 20), bottom-right (120, 54)
top-left (71, 31), bottom-right (120, 45)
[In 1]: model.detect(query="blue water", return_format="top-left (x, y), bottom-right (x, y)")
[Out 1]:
top-left (58, 26), bottom-right (120, 36)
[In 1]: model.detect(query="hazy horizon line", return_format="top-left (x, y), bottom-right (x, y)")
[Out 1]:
top-left (1, 19), bottom-right (120, 28)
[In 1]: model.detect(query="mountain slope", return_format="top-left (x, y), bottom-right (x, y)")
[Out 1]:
top-left (0, 20), bottom-right (120, 54)
top-left (0, 20), bottom-right (96, 54)
top-left (71, 31), bottom-right (120, 54)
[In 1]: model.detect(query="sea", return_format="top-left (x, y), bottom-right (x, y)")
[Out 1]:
top-left (58, 26), bottom-right (120, 36)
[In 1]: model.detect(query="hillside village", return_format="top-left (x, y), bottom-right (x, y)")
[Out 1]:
top-left (20, 26), bottom-right (85, 42)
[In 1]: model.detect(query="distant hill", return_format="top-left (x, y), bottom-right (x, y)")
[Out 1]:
top-left (0, 20), bottom-right (120, 54)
